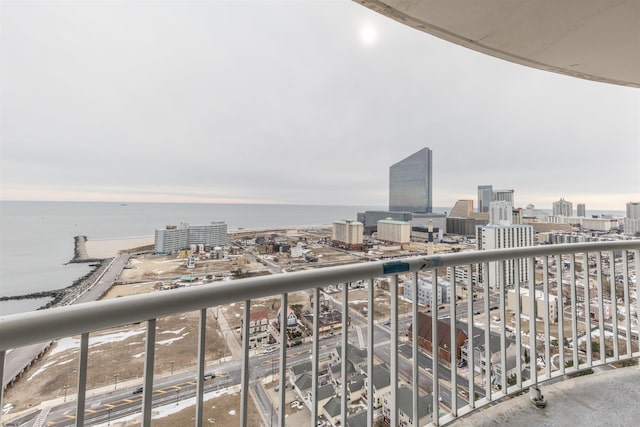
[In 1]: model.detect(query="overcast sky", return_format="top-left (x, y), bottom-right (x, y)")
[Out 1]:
top-left (1, 0), bottom-right (638, 210)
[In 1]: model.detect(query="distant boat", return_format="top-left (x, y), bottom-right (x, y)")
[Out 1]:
top-left (121, 203), bottom-right (128, 206)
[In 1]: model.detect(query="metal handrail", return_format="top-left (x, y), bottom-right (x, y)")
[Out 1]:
top-left (1, 239), bottom-right (638, 427)
top-left (2, 241), bottom-right (637, 350)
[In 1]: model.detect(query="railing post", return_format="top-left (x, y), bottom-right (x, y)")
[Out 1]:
top-left (411, 272), bottom-right (420, 426)
top-left (569, 254), bottom-right (579, 369)
top-left (467, 265), bottom-right (474, 409)
top-left (390, 275), bottom-right (398, 427)
top-left (499, 260), bottom-right (507, 393)
top-left (596, 252), bottom-right (606, 364)
top-left (583, 254), bottom-right (592, 368)
top-left (75, 332), bottom-right (89, 427)
top-left (483, 261), bottom-right (491, 400)
top-left (556, 255), bottom-right (565, 374)
top-left (609, 251), bottom-right (619, 359)
top-left (142, 318), bottom-right (156, 427)
top-left (432, 270), bottom-right (439, 426)
top-left (341, 282), bottom-right (349, 427)
top-left (196, 309), bottom-right (207, 427)
top-left (622, 250), bottom-right (632, 358)
top-left (514, 260), bottom-right (522, 388)
top-left (278, 293), bottom-right (287, 427)
top-left (0, 349), bottom-right (5, 419)
top-left (240, 301), bottom-right (251, 427)
top-left (367, 278), bottom-right (374, 427)
top-left (542, 256), bottom-right (551, 379)
top-left (311, 287), bottom-right (320, 426)
top-left (450, 267), bottom-right (457, 417)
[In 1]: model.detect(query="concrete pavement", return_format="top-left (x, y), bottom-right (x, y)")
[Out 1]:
top-left (452, 365), bottom-right (640, 426)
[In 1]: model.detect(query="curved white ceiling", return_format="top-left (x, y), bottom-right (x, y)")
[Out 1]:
top-left (356, 0), bottom-right (640, 88)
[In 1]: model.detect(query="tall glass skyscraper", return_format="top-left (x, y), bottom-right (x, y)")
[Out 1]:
top-left (478, 185), bottom-right (493, 212)
top-left (389, 147), bottom-right (432, 213)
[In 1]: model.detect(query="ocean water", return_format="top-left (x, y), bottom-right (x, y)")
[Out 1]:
top-left (0, 201), bottom-right (387, 315)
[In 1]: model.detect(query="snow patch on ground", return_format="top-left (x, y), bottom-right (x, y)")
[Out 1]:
top-left (157, 334), bottom-right (188, 346)
top-left (27, 361), bottom-right (56, 381)
top-left (56, 359), bottom-right (74, 366)
top-left (49, 329), bottom-right (146, 356)
top-left (133, 352), bottom-right (145, 358)
top-left (161, 328), bottom-right (186, 335)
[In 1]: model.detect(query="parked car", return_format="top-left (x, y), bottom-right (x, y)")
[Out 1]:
top-left (204, 373), bottom-right (215, 381)
top-left (133, 386), bottom-right (143, 394)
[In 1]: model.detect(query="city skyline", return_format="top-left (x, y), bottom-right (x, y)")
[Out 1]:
top-left (1, 1), bottom-right (638, 210)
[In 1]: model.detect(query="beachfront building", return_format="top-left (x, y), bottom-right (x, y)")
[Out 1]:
top-left (376, 219), bottom-right (410, 245)
top-left (154, 221), bottom-right (227, 254)
top-left (332, 220), bottom-right (364, 249)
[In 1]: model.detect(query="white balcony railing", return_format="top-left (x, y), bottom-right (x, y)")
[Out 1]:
top-left (1, 241), bottom-right (639, 426)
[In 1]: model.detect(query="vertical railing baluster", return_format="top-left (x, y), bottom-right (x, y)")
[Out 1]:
top-left (622, 250), bottom-right (632, 357)
top-left (583, 254), bottom-right (592, 368)
top-left (367, 278), bottom-right (374, 427)
top-left (499, 260), bottom-right (507, 392)
top-left (636, 250), bottom-right (640, 355)
top-left (543, 256), bottom-right (551, 379)
top-left (341, 282), bottom-right (349, 427)
top-left (432, 270), bottom-right (439, 426)
top-left (609, 251), bottom-right (619, 359)
top-left (240, 301), bottom-right (250, 427)
top-left (279, 293), bottom-right (287, 427)
top-left (528, 257), bottom-right (537, 386)
top-left (312, 288), bottom-right (320, 427)
top-left (514, 260), bottom-right (522, 388)
top-left (483, 262), bottom-right (491, 400)
top-left (412, 272), bottom-right (419, 426)
top-left (390, 275), bottom-right (398, 427)
top-left (467, 265), bottom-right (474, 409)
top-left (450, 267), bottom-right (457, 416)
top-left (596, 252), bottom-right (606, 364)
top-left (570, 254), bottom-right (578, 369)
top-left (556, 255), bottom-right (565, 374)
top-left (196, 309), bottom-right (207, 427)
top-left (142, 318), bottom-right (156, 427)
top-left (75, 333), bottom-right (89, 427)
top-left (0, 350), bottom-right (4, 416)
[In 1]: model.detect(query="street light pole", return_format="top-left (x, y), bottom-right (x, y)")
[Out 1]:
top-left (170, 360), bottom-right (175, 376)
top-left (63, 385), bottom-right (69, 402)
top-left (113, 373), bottom-right (119, 390)
top-left (108, 407), bottom-right (112, 426)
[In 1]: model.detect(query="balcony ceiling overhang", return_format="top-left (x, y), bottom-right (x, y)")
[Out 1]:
top-left (356, 0), bottom-right (640, 88)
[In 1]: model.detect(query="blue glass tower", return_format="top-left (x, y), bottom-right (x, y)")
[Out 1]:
top-left (389, 147), bottom-right (432, 213)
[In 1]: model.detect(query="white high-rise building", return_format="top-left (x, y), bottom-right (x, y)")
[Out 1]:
top-left (476, 225), bottom-right (534, 289)
top-left (552, 198), bottom-right (573, 216)
top-left (489, 201), bottom-right (513, 225)
top-left (627, 202), bottom-right (640, 219)
top-left (492, 189), bottom-right (514, 205)
top-left (332, 220), bottom-right (364, 249)
top-left (377, 219), bottom-right (411, 245)
top-left (155, 222), bottom-right (227, 254)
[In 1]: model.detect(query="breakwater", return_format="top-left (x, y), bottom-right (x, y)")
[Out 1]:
top-left (0, 258), bottom-right (112, 310)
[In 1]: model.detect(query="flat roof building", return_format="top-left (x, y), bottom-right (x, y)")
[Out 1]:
top-left (376, 219), bottom-right (411, 245)
top-left (332, 220), bottom-right (364, 249)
